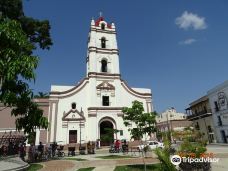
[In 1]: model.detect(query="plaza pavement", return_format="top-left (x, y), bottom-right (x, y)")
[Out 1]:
top-left (0, 156), bottom-right (29, 171)
top-left (39, 150), bottom-right (159, 171)
top-left (1, 144), bottom-right (228, 171)
top-left (207, 144), bottom-right (228, 171)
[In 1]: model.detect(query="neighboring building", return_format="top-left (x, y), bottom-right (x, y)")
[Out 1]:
top-left (156, 108), bottom-right (192, 132)
top-left (47, 16), bottom-right (153, 146)
top-left (0, 98), bottom-right (49, 145)
top-left (186, 95), bottom-right (216, 143)
top-left (207, 80), bottom-right (228, 143)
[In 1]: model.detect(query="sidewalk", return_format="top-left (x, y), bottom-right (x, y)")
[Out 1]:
top-left (209, 143), bottom-right (228, 146)
top-left (0, 156), bottom-right (29, 171)
top-left (93, 166), bottom-right (116, 171)
top-left (39, 150), bottom-right (159, 171)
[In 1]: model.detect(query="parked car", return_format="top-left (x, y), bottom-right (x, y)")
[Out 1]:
top-left (137, 141), bottom-right (164, 151)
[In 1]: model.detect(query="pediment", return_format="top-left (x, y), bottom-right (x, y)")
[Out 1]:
top-left (96, 81), bottom-right (115, 90)
top-left (62, 109), bottom-right (85, 121)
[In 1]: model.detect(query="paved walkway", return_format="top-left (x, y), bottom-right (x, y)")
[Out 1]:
top-left (39, 151), bottom-right (159, 171)
top-left (0, 156), bottom-right (29, 171)
top-left (3, 145), bottom-right (228, 171)
top-left (93, 166), bottom-right (116, 171)
top-left (39, 157), bottom-right (159, 171)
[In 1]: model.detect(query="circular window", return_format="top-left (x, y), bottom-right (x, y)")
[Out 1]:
top-left (71, 103), bottom-right (76, 109)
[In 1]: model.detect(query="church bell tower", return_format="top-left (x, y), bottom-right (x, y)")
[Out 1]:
top-left (86, 15), bottom-right (120, 77)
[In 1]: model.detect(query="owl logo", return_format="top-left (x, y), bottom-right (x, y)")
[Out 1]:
top-left (218, 92), bottom-right (227, 108)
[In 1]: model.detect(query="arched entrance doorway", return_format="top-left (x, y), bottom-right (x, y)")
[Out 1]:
top-left (99, 119), bottom-right (115, 146)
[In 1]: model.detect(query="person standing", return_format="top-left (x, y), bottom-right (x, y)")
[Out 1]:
top-left (38, 142), bottom-right (44, 160)
top-left (28, 143), bottom-right (35, 163)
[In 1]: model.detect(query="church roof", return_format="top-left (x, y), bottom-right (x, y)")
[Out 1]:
top-left (95, 17), bottom-right (112, 29)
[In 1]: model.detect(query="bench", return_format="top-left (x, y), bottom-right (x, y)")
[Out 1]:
top-left (130, 146), bottom-right (141, 156)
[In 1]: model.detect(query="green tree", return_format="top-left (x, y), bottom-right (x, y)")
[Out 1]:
top-left (0, 0), bottom-right (52, 136)
top-left (122, 100), bottom-right (157, 171)
top-left (34, 92), bottom-right (49, 98)
top-left (122, 101), bottom-right (157, 140)
top-left (100, 128), bottom-right (119, 145)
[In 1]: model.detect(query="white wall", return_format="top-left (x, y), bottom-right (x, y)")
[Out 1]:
top-left (207, 81), bottom-right (228, 143)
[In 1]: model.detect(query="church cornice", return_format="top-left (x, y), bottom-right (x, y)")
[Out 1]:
top-left (120, 79), bottom-right (152, 98)
top-left (89, 46), bottom-right (118, 52)
top-left (88, 107), bottom-right (123, 111)
top-left (50, 78), bottom-right (89, 98)
top-left (88, 47), bottom-right (119, 55)
top-left (88, 72), bottom-right (121, 79)
top-left (90, 28), bottom-right (116, 34)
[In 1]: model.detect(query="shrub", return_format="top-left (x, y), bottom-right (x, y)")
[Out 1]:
top-left (178, 139), bottom-right (211, 171)
top-left (155, 148), bottom-right (177, 171)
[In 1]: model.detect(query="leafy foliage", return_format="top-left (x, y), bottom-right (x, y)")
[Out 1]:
top-left (155, 148), bottom-right (177, 171)
top-left (34, 92), bottom-right (49, 98)
top-left (0, 0), bottom-right (52, 135)
top-left (0, 0), bottom-right (52, 49)
top-left (100, 128), bottom-right (119, 144)
top-left (178, 139), bottom-right (210, 171)
top-left (122, 100), bottom-right (157, 140)
top-left (122, 101), bottom-right (157, 171)
top-left (178, 139), bottom-right (207, 158)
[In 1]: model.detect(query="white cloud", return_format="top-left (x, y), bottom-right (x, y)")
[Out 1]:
top-left (175, 11), bottom-right (207, 30)
top-left (179, 38), bottom-right (197, 45)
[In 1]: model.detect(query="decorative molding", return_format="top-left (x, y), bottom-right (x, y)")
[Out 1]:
top-left (50, 78), bottom-right (89, 95)
top-left (120, 79), bottom-right (152, 98)
top-left (96, 81), bottom-right (115, 90)
top-left (62, 108), bottom-right (85, 121)
top-left (88, 107), bottom-right (123, 111)
top-left (88, 46), bottom-right (118, 52)
top-left (50, 80), bottom-right (89, 99)
top-left (88, 47), bottom-right (119, 55)
top-left (90, 28), bottom-right (116, 34)
top-left (88, 72), bottom-right (121, 78)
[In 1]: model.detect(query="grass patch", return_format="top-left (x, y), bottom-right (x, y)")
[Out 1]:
top-left (27, 163), bottom-right (43, 171)
top-left (65, 157), bottom-right (88, 161)
top-left (96, 155), bottom-right (135, 159)
top-left (77, 167), bottom-right (95, 171)
top-left (114, 164), bottom-right (161, 171)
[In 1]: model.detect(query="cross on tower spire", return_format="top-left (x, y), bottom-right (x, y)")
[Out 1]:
top-left (99, 11), bottom-right (103, 17)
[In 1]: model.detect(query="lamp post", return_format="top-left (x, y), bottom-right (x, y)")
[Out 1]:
top-left (166, 112), bottom-right (173, 142)
top-left (166, 113), bottom-right (171, 141)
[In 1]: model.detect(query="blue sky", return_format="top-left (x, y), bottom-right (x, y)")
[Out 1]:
top-left (24, 0), bottom-right (228, 113)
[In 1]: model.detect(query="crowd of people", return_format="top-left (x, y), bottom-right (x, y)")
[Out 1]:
top-left (0, 138), bottom-right (26, 158)
top-left (27, 141), bottom-right (59, 162)
top-left (1, 139), bottom-right (129, 163)
top-left (110, 139), bottom-right (128, 153)
top-left (0, 139), bottom-right (61, 163)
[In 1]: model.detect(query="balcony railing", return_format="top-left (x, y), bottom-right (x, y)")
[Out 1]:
top-left (187, 109), bottom-right (212, 120)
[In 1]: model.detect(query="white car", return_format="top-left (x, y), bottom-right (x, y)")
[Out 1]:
top-left (137, 141), bottom-right (164, 151)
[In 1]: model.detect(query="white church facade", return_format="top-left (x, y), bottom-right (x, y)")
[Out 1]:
top-left (47, 16), bottom-right (153, 145)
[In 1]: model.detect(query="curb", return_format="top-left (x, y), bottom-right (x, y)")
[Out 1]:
top-left (209, 143), bottom-right (228, 146)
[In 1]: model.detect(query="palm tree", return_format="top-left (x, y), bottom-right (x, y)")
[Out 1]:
top-left (34, 92), bottom-right (49, 98)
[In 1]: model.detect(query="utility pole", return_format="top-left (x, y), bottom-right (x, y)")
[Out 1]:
top-left (166, 114), bottom-right (171, 141)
